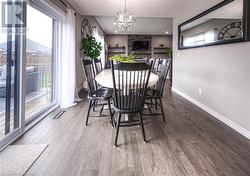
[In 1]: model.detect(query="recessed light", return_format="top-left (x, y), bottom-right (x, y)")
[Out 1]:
top-left (115, 30), bottom-right (118, 33)
top-left (165, 31), bottom-right (169, 34)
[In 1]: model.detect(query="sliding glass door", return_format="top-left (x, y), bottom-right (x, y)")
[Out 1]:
top-left (25, 4), bottom-right (56, 123)
top-left (0, 0), bottom-right (59, 148)
top-left (0, 32), bottom-right (19, 141)
top-left (0, 0), bottom-right (22, 145)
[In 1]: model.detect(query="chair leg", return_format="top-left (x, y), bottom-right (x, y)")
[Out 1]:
top-left (155, 99), bottom-right (158, 110)
top-left (86, 100), bottom-right (94, 126)
top-left (93, 100), bottom-right (97, 112)
top-left (99, 105), bottom-right (104, 115)
top-left (114, 113), bottom-right (121, 147)
top-left (159, 98), bottom-right (166, 124)
top-left (150, 99), bottom-right (153, 104)
top-left (107, 99), bottom-right (114, 128)
top-left (147, 103), bottom-right (153, 114)
top-left (139, 112), bottom-right (147, 143)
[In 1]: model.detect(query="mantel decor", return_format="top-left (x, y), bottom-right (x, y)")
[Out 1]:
top-left (178, 0), bottom-right (250, 50)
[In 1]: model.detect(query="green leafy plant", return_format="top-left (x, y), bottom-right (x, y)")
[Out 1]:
top-left (166, 48), bottom-right (172, 58)
top-left (81, 35), bottom-right (102, 59)
top-left (109, 53), bottom-right (136, 63)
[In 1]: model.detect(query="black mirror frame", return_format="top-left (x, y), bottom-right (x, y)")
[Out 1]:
top-left (178, 0), bottom-right (250, 50)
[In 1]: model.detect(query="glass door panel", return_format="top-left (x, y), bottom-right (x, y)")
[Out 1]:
top-left (0, 1), bottom-right (21, 141)
top-left (25, 4), bottom-right (55, 122)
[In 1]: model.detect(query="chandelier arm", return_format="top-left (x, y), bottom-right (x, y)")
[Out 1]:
top-left (114, 0), bottom-right (136, 32)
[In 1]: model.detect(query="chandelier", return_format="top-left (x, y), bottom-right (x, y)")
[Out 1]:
top-left (114, 0), bottom-right (136, 32)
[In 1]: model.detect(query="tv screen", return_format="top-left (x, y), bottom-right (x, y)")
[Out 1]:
top-left (132, 41), bottom-right (149, 51)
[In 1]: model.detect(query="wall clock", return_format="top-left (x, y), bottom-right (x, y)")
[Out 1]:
top-left (81, 18), bottom-right (92, 39)
top-left (218, 22), bottom-right (243, 41)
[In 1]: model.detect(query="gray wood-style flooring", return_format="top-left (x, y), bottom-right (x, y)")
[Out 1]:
top-left (15, 85), bottom-right (250, 176)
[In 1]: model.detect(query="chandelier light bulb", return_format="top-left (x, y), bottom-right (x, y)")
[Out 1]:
top-left (114, 0), bottom-right (136, 32)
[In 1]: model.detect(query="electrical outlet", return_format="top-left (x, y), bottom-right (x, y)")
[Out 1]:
top-left (198, 88), bottom-right (202, 95)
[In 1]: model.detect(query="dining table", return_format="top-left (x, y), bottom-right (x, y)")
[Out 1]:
top-left (95, 69), bottom-right (159, 123)
top-left (95, 69), bottom-right (159, 89)
top-left (95, 68), bottom-right (159, 123)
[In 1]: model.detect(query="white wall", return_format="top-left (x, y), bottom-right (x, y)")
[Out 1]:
top-left (105, 35), bottom-right (173, 57)
top-left (105, 35), bottom-right (128, 55)
top-left (152, 35), bottom-right (172, 48)
top-left (75, 16), bottom-right (105, 90)
top-left (75, 14), bottom-right (85, 91)
top-left (152, 35), bottom-right (172, 58)
top-left (172, 16), bottom-right (250, 138)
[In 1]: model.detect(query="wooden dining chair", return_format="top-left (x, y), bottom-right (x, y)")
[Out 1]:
top-left (148, 58), bottom-right (160, 75)
top-left (81, 58), bottom-right (114, 126)
top-left (144, 59), bottom-right (171, 124)
top-left (111, 60), bottom-right (152, 146)
top-left (93, 58), bottom-right (103, 76)
top-left (93, 58), bottom-right (113, 113)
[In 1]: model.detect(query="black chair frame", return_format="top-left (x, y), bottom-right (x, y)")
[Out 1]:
top-left (93, 58), bottom-right (103, 76)
top-left (81, 58), bottom-right (114, 127)
top-left (144, 59), bottom-right (171, 124)
top-left (92, 58), bottom-right (104, 112)
top-left (111, 61), bottom-right (152, 146)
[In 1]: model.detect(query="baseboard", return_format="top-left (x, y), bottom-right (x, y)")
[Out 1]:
top-left (78, 84), bottom-right (88, 92)
top-left (172, 87), bottom-right (250, 140)
top-left (77, 86), bottom-right (84, 92)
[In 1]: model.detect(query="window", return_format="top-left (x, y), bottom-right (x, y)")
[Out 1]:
top-left (0, 1), bottom-right (21, 142)
top-left (25, 4), bottom-right (56, 122)
top-left (0, 0), bottom-right (60, 148)
top-left (183, 29), bottom-right (216, 47)
top-left (0, 31), bottom-right (19, 140)
top-left (93, 28), bottom-right (105, 66)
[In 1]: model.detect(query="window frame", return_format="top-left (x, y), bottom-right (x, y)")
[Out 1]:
top-left (24, 0), bottom-right (60, 125)
top-left (0, 0), bottom-right (63, 150)
top-left (178, 0), bottom-right (250, 50)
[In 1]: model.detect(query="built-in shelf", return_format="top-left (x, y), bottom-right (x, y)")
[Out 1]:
top-left (106, 46), bottom-right (126, 69)
top-left (154, 52), bottom-right (168, 54)
top-left (133, 52), bottom-right (151, 55)
top-left (153, 47), bottom-right (171, 55)
top-left (108, 46), bottom-right (126, 49)
top-left (107, 46), bottom-right (126, 55)
top-left (107, 52), bottom-right (126, 55)
top-left (153, 47), bottom-right (169, 49)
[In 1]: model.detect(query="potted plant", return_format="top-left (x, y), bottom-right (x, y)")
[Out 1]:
top-left (81, 35), bottom-right (102, 60)
top-left (166, 48), bottom-right (172, 58)
top-left (109, 53), bottom-right (136, 63)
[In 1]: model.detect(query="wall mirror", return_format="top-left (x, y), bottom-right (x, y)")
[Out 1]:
top-left (178, 0), bottom-right (250, 49)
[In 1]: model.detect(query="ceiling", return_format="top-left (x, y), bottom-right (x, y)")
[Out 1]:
top-left (181, 0), bottom-right (243, 31)
top-left (96, 17), bottom-right (173, 35)
top-left (207, 0), bottom-right (243, 19)
top-left (67, 0), bottom-right (222, 34)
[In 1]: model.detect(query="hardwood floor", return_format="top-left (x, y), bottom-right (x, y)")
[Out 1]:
top-left (15, 85), bottom-right (250, 176)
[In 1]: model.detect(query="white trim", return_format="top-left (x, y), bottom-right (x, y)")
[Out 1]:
top-left (30, 0), bottom-right (65, 19)
top-left (45, 0), bottom-right (67, 15)
top-left (172, 87), bottom-right (250, 140)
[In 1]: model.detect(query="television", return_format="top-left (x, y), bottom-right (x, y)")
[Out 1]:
top-left (132, 41), bottom-right (149, 51)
